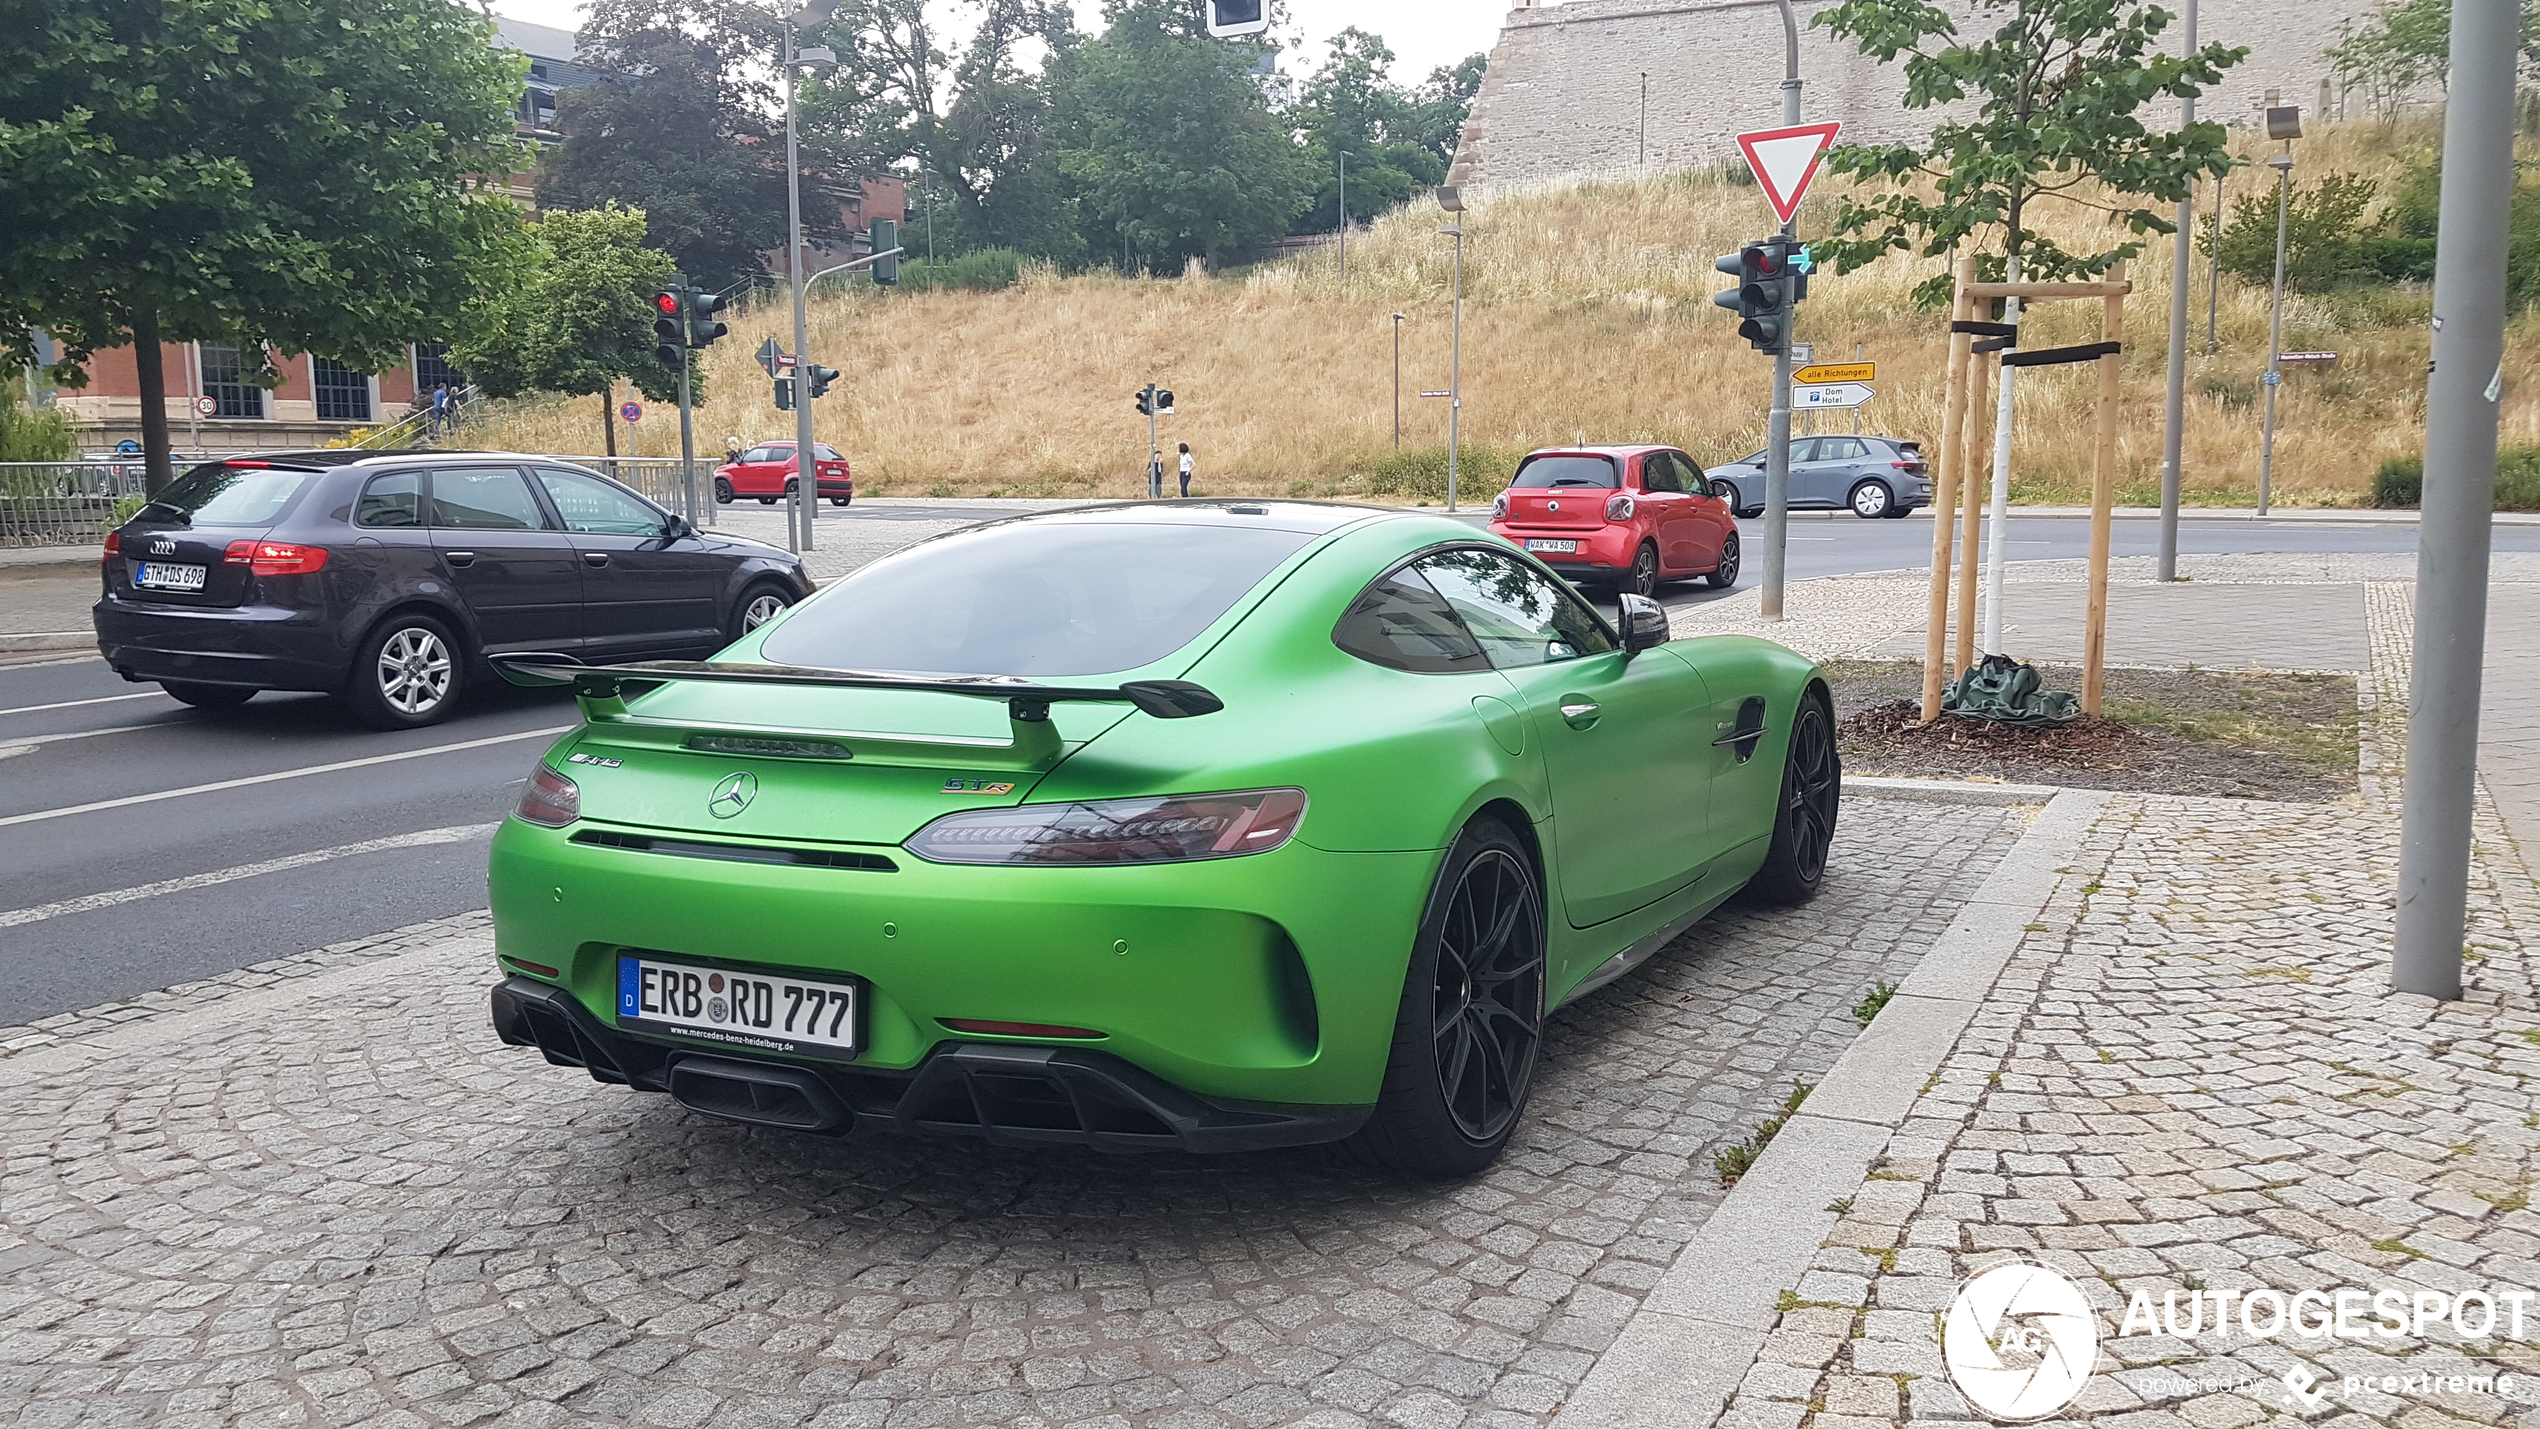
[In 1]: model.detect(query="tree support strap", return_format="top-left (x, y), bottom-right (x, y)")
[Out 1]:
top-left (1950, 320), bottom-right (2019, 337)
top-left (2001, 340), bottom-right (2123, 368)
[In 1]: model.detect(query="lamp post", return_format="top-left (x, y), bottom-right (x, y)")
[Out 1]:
top-left (1391, 313), bottom-right (1404, 449)
top-left (780, 3), bottom-right (838, 554)
top-left (1338, 151), bottom-right (1347, 284)
top-left (2156, 0), bottom-right (2197, 581)
top-left (2257, 106), bottom-right (2301, 516)
top-left (1436, 187), bottom-right (1466, 513)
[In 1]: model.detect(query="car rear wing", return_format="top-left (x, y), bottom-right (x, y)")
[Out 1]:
top-left (491, 653), bottom-right (1222, 766)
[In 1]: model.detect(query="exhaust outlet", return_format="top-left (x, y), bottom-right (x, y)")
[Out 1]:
top-left (666, 1055), bottom-right (852, 1132)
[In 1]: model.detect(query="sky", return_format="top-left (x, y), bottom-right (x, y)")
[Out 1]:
top-left (488, 0), bottom-right (1503, 92)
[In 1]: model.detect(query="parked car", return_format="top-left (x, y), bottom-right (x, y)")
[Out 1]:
top-left (1702, 435), bottom-right (1930, 519)
top-left (1486, 446), bottom-right (1740, 598)
top-left (485, 501), bottom-right (1836, 1175)
top-left (715, 440), bottom-right (852, 507)
top-left (94, 451), bottom-right (814, 729)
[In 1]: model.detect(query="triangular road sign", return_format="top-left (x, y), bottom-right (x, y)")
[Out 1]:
top-left (1736, 122), bottom-right (1843, 226)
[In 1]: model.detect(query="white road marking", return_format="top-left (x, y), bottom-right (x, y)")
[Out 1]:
top-left (0, 744), bottom-right (31, 762)
top-left (20, 718), bottom-right (191, 747)
top-left (0, 691), bottom-right (167, 717)
top-left (0, 823), bottom-right (499, 930)
top-left (0, 724), bottom-right (573, 830)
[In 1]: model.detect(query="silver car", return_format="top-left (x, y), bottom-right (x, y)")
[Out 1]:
top-left (1703, 435), bottom-right (1931, 519)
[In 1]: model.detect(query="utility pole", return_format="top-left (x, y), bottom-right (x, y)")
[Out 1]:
top-left (2396, 0), bottom-right (2516, 1000)
top-left (2157, 0), bottom-right (2196, 581)
top-left (1437, 187), bottom-right (1468, 512)
top-left (1759, 0), bottom-right (1803, 621)
top-left (781, 5), bottom-right (837, 553)
top-left (2256, 110), bottom-right (2300, 515)
top-left (1338, 152), bottom-right (1347, 284)
top-left (1392, 313), bottom-right (1404, 449)
top-left (2207, 170), bottom-right (2225, 353)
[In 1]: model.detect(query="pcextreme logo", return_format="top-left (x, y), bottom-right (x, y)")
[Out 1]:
top-left (1942, 1263), bottom-right (2100, 1421)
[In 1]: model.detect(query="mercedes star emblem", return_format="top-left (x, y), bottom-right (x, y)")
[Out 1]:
top-left (707, 771), bottom-right (758, 819)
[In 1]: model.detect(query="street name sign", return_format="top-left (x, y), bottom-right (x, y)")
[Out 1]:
top-left (1790, 382), bottom-right (1874, 409)
top-left (1793, 362), bottom-right (1874, 385)
top-left (1735, 122), bottom-right (1843, 226)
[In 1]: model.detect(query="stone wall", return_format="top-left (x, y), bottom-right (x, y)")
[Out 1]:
top-left (1447, 0), bottom-right (2402, 193)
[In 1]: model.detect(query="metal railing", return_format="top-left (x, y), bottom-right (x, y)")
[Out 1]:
top-left (348, 384), bottom-right (481, 452)
top-left (0, 461), bottom-right (155, 548)
top-left (549, 457), bottom-right (715, 523)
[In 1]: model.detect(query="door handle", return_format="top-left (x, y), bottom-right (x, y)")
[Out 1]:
top-left (443, 551), bottom-right (475, 568)
top-left (582, 552), bottom-right (610, 567)
top-left (1559, 700), bottom-right (1601, 729)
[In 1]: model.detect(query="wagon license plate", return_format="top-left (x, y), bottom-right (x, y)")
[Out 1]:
top-left (134, 562), bottom-right (207, 592)
top-left (617, 955), bottom-right (860, 1059)
top-left (1526, 539), bottom-right (1579, 554)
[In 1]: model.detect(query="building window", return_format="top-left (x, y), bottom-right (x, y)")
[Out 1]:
top-left (414, 342), bottom-right (467, 394)
top-left (312, 357), bottom-right (372, 422)
top-left (198, 344), bottom-right (263, 419)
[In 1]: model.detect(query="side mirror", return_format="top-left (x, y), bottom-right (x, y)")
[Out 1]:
top-left (664, 514), bottom-right (694, 539)
top-left (1617, 593), bottom-right (1669, 653)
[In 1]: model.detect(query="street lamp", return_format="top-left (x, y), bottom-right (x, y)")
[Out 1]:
top-left (2257, 105), bottom-right (2301, 516)
top-left (780, 0), bottom-right (838, 553)
top-left (1436, 187), bottom-right (1465, 513)
top-left (1391, 313), bottom-right (1404, 449)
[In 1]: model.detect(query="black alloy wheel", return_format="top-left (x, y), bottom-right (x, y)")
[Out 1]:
top-left (1707, 531), bottom-right (1742, 589)
top-left (1747, 689), bottom-right (1840, 904)
top-left (714, 476), bottom-right (734, 504)
top-left (1624, 543), bottom-right (1660, 599)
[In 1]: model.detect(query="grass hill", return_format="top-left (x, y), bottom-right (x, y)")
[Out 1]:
top-left (464, 118), bottom-right (2506, 507)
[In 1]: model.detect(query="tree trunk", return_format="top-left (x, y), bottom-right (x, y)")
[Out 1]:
top-left (132, 308), bottom-right (175, 494)
top-left (601, 384), bottom-right (617, 458)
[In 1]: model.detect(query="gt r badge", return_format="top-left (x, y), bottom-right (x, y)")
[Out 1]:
top-left (708, 771), bottom-right (758, 818)
top-left (942, 778), bottom-right (1016, 795)
top-left (567, 752), bottom-right (622, 768)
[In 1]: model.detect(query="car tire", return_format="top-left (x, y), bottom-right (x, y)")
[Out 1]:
top-left (714, 477), bottom-right (734, 504)
top-left (783, 478), bottom-right (799, 501)
top-left (1744, 686), bottom-right (1840, 906)
top-left (733, 582), bottom-right (794, 641)
top-left (1340, 818), bottom-right (1547, 1177)
top-left (161, 681), bottom-right (256, 709)
top-left (1712, 479), bottom-right (1761, 520)
top-left (1623, 543), bottom-right (1660, 599)
top-left (342, 612), bottom-right (463, 730)
top-left (1707, 532), bottom-right (1741, 589)
top-left (1848, 480), bottom-right (1894, 519)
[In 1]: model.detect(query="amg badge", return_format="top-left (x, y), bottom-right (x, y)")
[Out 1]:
top-left (942, 778), bottom-right (1016, 795)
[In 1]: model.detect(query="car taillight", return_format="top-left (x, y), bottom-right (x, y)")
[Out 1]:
top-left (103, 531), bottom-right (120, 560)
top-left (517, 764), bottom-right (581, 827)
top-left (1491, 492), bottom-right (1509, 519)
top-left (905, 788), bottom-right (1307, 866)
top-left (222, 539), bottom-right (328, 575)
top-left (1605, 494), bottom-right (1635, 522)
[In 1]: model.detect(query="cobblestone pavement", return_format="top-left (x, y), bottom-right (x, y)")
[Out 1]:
top-left (0, 798), bottom-right (2023, 1429)
top-left (1720, 566), bottom-right (2540, 1428)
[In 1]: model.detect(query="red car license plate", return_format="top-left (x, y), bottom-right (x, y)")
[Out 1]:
top-left (1527, 539), bottom-right (1579, 554)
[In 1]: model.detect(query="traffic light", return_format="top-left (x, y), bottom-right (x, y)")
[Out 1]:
top-left (1134, 385), bottom-right (1175, 415)
top-left (805, 365), bottom-right (840, 400)
top-left (1135, 386), bottom-right (1154, 415)
top-left (870, 218), bottom-right (899, 287)
top-left (1710, 240), bottom-right (1801, 352)
top-left (1154, 388), bottom-right (1174, 414)
top-left (686, 290), bottom-right (729, 348)
top-left (652, 288), bottom-right (687, 371)
top-left (774, 376), bottom-right (796, 411)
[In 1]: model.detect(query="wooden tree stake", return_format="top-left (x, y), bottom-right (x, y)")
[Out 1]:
top-left (1921, 258), bottom-right (1978, 722)
top-left (2082, 261), bottom-right (2126, 716)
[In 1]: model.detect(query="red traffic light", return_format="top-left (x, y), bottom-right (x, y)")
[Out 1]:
top-left (653, 291), bottom-right (682, 315)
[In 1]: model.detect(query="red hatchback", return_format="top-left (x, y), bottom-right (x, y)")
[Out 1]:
top-left (714, 440), bottom-right (852, 507)
top-left (1488, 446), bottom-right (1739, 598)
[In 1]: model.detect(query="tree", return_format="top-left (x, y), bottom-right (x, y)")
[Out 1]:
top-left (539, 0), bottom-right (788, 293)
top-left (1059, 0), bottom-right (1310, 269)
top-left (0, 0), bottom-right (527, 489)
top-left (1405, 53), bottom-right (1487, 167)
top-left (1292, 29), bottom-right (1444, 234)
top-left (1810, 0), bottom-right (2247, 305)
top-left (450, 207), bottom-right (683, 457)
top-left (2327, 0), bottom-right (2540, 119)
top-left (2206, 173), bottom-right (2386, 291)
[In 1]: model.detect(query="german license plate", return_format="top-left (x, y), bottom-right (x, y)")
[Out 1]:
top-left (1527, 539), bottom-right (1579, 554)
top-left (617, 954), bottom-right (860, 1059)
top-left (134, 562), bottom-right (207, 592)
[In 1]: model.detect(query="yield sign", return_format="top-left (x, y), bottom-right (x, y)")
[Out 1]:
top-left (1736, 122), bottom-right (1843, 225)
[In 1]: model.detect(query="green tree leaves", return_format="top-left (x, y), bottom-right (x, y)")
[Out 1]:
top-left (450, 206), bottom-right (682, 409)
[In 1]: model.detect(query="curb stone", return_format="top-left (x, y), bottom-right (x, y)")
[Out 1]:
top-left (1557, 787), bottom-right (2107, 1429)
top-left (0, 631), bottom-right (88, 652)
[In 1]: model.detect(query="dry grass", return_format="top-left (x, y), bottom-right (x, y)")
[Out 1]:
top-left (465, 117), bottom-right (2523, 504)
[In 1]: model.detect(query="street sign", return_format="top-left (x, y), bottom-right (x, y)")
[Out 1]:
top-left (1735, 122), bottom-right (1842, 226)
top-left (2277, 351), bottom-right (2340, 370)
top-left (1418, 390), bottom-right (1452, 398)
top-left (1793, 362), bottom-right (1875, 385)
top-left (620, 402), bottom-right (643, 422)
top-left (115, 439), bottom-right (140, 454)
top-left (1788, 343), bottom-right (1813, 365)
top-left (755, 338), bottom-right (791, 377)
top-left (193, 396), bottom-right (218, 417)
top-left (1790, 382), bottom-right (1874, 410)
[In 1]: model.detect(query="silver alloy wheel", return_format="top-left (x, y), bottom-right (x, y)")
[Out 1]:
top-left (1850, 480), bottom-right (1892, 518)
top-left (377, 626), bottom-right (454, 715)
top-left (742, 592), bottom-right (789, 632)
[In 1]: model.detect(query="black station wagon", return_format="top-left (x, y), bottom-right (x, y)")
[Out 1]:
top-left (95, 451), bottom-right (813, 728)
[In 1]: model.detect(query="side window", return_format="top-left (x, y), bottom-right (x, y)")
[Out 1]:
top-left (740, 447), bottom-right (776, 464)
top-left (429, 467), bottom-right (548, 530)
top-left (1414, 548), bottom-right (1617, 670)
top-left (1817, 437), bottom-right (1867, 462)
top-left (536, 468), bottom-right (668, 536)
top-left (355, 472), bottom-right (424, 528)
top-left (1787, 438), bottom-right (1819, 463)
top-left (1640, 454), bottom-right (1685, 494)
top-left (1334, 568), bottom-right (1489, 674)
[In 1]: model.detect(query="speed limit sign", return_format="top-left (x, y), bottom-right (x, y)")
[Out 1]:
top-left (194, 396), bottom-right (217, 417)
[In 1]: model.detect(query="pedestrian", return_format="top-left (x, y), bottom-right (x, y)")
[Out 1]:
top-left (429, 383), bottom-right (451, 436)
top-left (1177, 443), bottom-right (1194, 498)
top-left (724, 437), bottom-right (742, 468)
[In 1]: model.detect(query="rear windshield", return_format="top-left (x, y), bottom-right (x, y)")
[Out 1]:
top-left (137, 463), bottom-right (322, 526)
top-left (758, 521), bottom-right (1317, 678)
top-left (1510, 454), bottom-right (1619, 490)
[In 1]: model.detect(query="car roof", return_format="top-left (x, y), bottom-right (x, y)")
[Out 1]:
top-left (972, 499), bottom-right (1396, 538)
top-left (1519, 445), bottom-right (1673, 459)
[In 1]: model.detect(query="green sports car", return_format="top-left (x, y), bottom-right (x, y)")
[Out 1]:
top-left (485, 501), bottom-right (1837, 1176)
